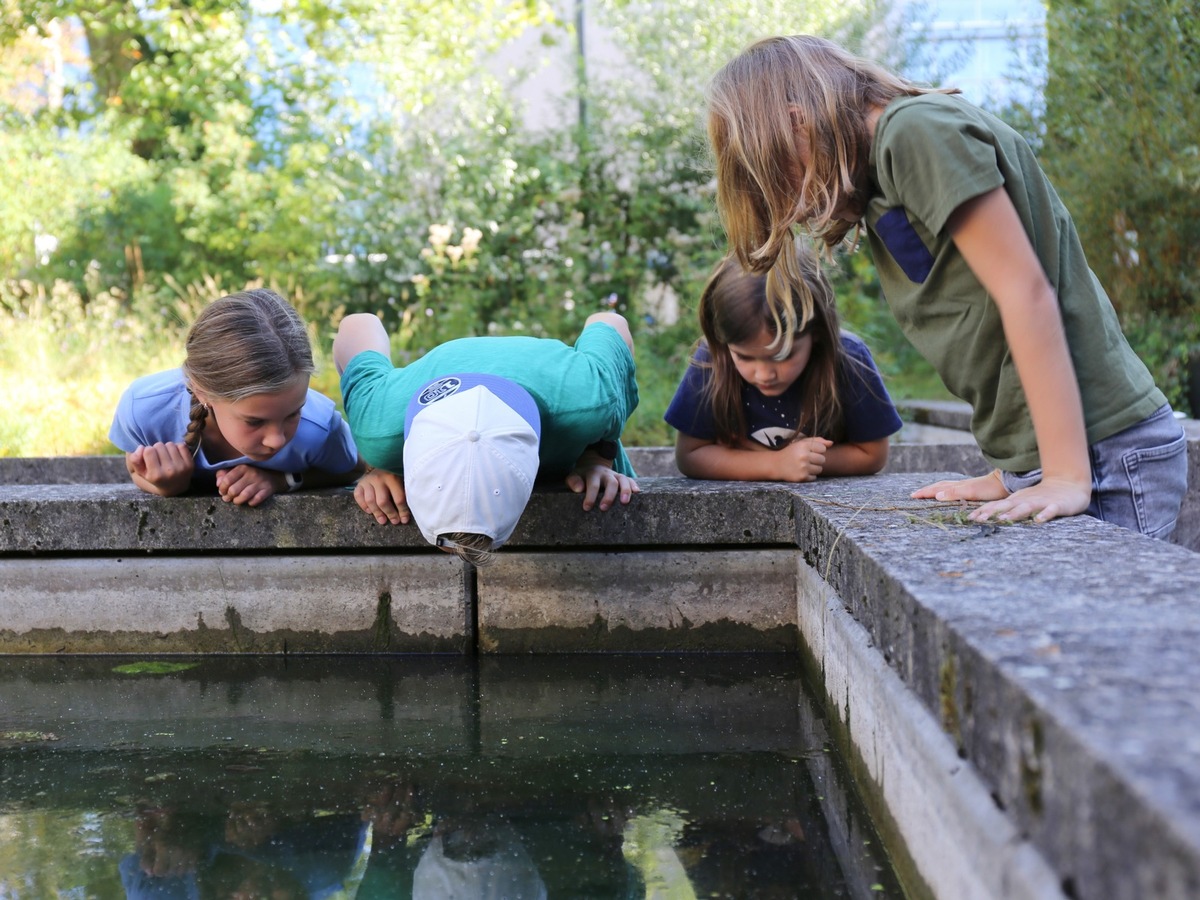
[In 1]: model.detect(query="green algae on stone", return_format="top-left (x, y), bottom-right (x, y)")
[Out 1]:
top-left (0, 731), bottom-right (60, 744)
top-left (112, 661), bottom-right (200, 675)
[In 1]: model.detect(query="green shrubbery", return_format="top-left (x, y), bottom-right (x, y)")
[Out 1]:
top-left (1039, 0), bottom-right (1200, 413)
top-left (5, 0), bottom-right (941, 453)
top-left (3, 0), bottom-right (1195, 458)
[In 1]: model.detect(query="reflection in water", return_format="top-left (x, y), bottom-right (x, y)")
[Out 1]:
top-left (0, 656), bottom-right (903, 898)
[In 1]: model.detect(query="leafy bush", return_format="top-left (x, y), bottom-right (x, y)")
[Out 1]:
top-left (0, 0), bottom-right (993, 453)
top-left (1038, 0), bottom-right (1200, 410)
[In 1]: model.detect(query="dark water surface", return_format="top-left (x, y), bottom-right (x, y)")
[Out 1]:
top-left (0, 655), bottom-right (902, 898)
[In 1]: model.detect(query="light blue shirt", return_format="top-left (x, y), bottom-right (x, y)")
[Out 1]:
top-left (109, 368), bottom-right (359, 480)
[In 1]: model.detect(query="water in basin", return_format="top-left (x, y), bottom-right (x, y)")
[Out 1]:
top-left (0, 654), bottom-right (902, 898)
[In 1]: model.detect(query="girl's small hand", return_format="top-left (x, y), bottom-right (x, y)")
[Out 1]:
top-left (779, 437), bottom-right (833, 482)
top-left (968, 476), bottom-right (1091, 526)
top-left (912, 470), bottom-right (1009, 504)
top-left (215, 465), bottom-right (278, 507)
top-left (354, 468), bottom-right (410, 525)
top-left (127, 443), bottom-right (194, 495)
top-left (566, 464), bottom-right (640, 511)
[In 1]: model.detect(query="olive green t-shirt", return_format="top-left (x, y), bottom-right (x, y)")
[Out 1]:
top-left (866, 93), bottom-right (1165, 471)
top-left (340, 321), bottom-right (639, 479)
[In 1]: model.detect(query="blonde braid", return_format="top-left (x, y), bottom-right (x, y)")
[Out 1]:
top-left (183, 392), bottom-right (209, 454)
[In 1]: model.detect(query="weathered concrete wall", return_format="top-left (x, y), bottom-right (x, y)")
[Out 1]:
top-left (0, 479), bottom-right (803, 653)
top-left (477, 549), bottom-right (800, 652)
top-left (9, 400), bottom-right (1193, 551)
top-left (792, 475), bottom-right (1200, 900)
top-left (0, 555), bottom-right (467, 653)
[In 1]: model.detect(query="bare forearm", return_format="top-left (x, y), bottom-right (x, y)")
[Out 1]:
top-left (948, 188), bottom-right (1089, 487)
top-left (821, 439), bottom-right (889, 476)
top-left (676, 442), bottom-right (782, 481)
top-left (334, 313), bottom-right (391, 373)
top-left (1002, 291), bottom-right (1089, 483)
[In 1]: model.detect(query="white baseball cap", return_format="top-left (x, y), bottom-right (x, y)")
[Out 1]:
top-left (403, 374), bottom-right (541, 549)
top-left (412, 822), bottom-right (547, 900)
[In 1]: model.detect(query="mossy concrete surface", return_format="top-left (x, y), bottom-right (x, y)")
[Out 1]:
top-left (793, 474), bottom-right (1200, 900)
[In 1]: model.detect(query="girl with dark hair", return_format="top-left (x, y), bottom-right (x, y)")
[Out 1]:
top-left (665, 238), bottom-right (901, 482)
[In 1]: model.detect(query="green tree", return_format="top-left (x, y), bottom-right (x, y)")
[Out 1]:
top-left (1039, 0), bottom-right (1200, 411)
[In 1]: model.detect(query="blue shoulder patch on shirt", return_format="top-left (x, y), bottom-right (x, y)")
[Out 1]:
top-left (875, 207), bottom-right (935, 283)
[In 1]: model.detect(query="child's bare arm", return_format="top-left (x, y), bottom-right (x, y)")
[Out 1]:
top-left (334, 313), bottom-right (391, 373)
top-left (675, 432), bottom-right (830, 482)
top-left (921, 186), bottom-right (1091, 524)
top-left (821, 437), bottom-right (889, 476)
top-left (584, 312), bottom-right (634, 353)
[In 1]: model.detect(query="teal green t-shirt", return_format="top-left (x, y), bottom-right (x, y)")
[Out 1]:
top-left (866, 93), bottom-right (1165, 471)
top-left (340, 322), bottom-right (639, 479)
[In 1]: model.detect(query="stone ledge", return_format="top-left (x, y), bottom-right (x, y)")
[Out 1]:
top-left (0, 477), bottom-right (799, 553)
top-left (0, 554), bottom-right (468, 654)
top-left (795, 475), bottom-right (1200, 900)
top-left (896, 398), bottom-right (975, 431)
top-left (477, 549), bottom-right (801, 653)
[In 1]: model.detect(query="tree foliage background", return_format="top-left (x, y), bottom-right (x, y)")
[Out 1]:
top-left (1038, 0), bottom-right (1200, 410)
top-left (1, 0), bottom-right (1198, 455)
top-left (3, 0), bottom-right (939, 451)
top-left (0, 0), bottom-right (894, 339)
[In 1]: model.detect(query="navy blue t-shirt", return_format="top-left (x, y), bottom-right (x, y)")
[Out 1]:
top-left (664, 332), bottom-right (903, 446)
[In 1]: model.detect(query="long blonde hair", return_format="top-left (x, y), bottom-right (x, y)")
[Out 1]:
top-left (697, 238), bottom-right (845, 445)
top-left (181, 289), bottom-right (315, 451)
top-left (707, 35), bottom-right (952, 318)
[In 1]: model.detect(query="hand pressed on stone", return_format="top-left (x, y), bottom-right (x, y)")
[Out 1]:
top-left (911, 469), bottom-right (1008, 505)
top-left (968, 477), bottom-right (1091, 526)
top-left (354, 468), bottom-right (409, 525)
top-left (215, 465), bottom-right (279, 507)
top-left (126, 442), bottom-right (194, 496)
top-left (566, 463), bottom-right (639, 512)
top-left (913, 469), bottom-right (1091, 525)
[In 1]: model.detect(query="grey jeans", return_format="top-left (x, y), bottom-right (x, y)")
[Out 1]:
top-left (1000, 404), bottom-right (1188, 540)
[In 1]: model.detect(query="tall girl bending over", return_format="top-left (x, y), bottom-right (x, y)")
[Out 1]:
top-left (110, 289), bottom-right (364, 506)
top-left (665, 240), bottom-right (902, 481)
top-left (706, 35), bottom-right (1187, 537)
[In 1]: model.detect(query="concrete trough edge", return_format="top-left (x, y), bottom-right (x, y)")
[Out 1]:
top-left (792, 475), bottom-right (1200, 900)
top-left (796, 558), bottom-right (1066, 900)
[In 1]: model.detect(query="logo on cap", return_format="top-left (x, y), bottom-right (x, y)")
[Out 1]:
top-left (417, 376), bottom-right (463, 406)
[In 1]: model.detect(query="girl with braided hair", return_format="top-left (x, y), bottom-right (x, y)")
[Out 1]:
top-left (110, 289), bottom-right (363, 506)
